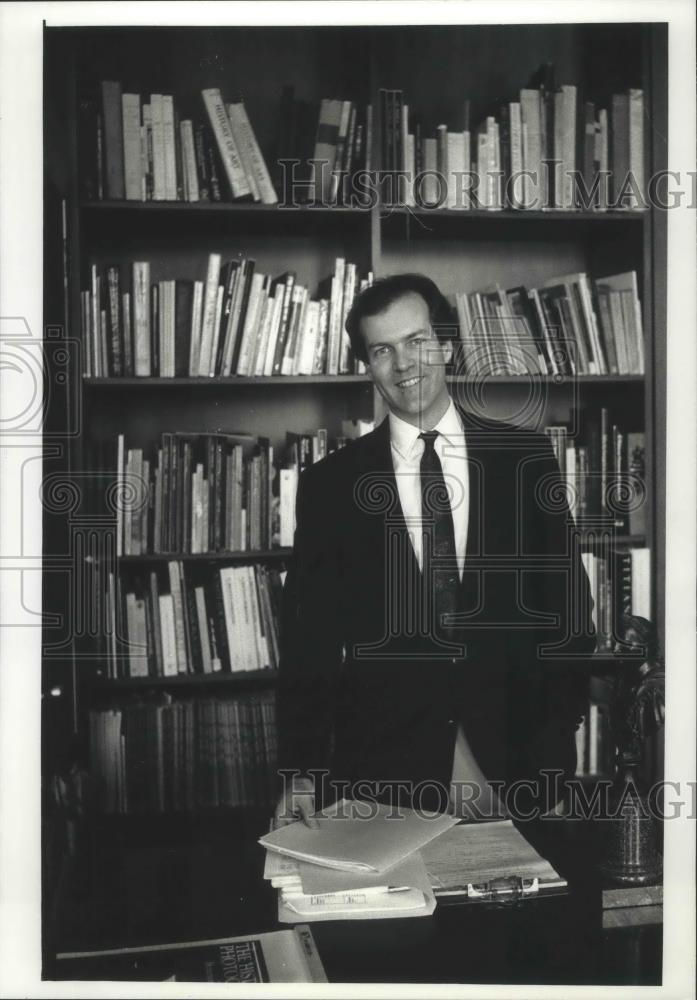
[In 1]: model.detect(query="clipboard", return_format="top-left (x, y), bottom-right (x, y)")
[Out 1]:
top-left (421, 819), bottom-right (568, 906)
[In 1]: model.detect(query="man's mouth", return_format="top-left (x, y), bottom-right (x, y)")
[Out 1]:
top-left (396, 375), bottom-right (423, 389)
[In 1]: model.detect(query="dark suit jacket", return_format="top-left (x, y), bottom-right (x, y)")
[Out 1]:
top-left (278, 405), bottom-right (596, 810)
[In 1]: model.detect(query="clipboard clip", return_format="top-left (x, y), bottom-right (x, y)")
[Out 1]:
top-left (466, 876), bottom-right (539, 903)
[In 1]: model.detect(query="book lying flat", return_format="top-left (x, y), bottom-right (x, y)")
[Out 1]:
top-left (55, 925), bottom-right (326, 982)
top-left (259, 798), bottom-right (458, 874)
top-left (421, 819), bottom-right (567, 898)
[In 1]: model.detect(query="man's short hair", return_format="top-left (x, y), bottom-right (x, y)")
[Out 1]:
top-left (345, 273), bottom-right (457, 363)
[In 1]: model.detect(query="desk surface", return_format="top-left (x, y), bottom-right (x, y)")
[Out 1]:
top-left (46, 813), bottom-right (662, 985)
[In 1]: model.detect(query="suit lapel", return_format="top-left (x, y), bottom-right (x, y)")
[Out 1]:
top-left (357, 417), bottom-right (422, 577)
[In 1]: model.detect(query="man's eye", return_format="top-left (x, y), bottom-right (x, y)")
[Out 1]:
top-left (373, 346), bottom-right (389, 357)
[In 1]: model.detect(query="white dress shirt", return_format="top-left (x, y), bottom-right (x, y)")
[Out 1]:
top-left (388, 400), bottom-right (507, 819)
top-left (388, 399), bottom-right (469, 578)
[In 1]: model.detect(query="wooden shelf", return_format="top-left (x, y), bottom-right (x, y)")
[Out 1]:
top-left (80, 199), bottom-right (367, 215)
top-left (80, 201), bottom-right (646, 225)
top-left (384, 206), bottom-right (646, 224)
top-left (84, 374), bottom-right (639, 387)
top-left (83, 375), bottom-right (370, 387)
top-left (118, 549), bottom-right (290, 564)
top-left (90, 669), bottom-right (278, 690)
top-left (446, 374), bottom-right (644, 384)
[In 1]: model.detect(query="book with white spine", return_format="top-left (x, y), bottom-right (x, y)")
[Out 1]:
top-left (201, 88), bottom-right (251, 199)
top-left (149, 94), bottom-right (166, 200)
top-left (227, 98), bottom-right (277, 204)
top-left (197, 253), bottom-right (222, 376)
top-left (236, 272), bottom-right (267, 376)
top-left (250, 295), bottom-right (273, 377)
top-left (520, 88), bottom-right (542, 209)
top-left (188, 280), bottom-right (203, 375)
top-left (158, 593), bottom-right (179, 676)
top-left (509, 102), bottom-right (524, 208)
top-left (161, 95), bottom-right (177, 200)
top-left (262, 286), bottom-right (286, 376)
top-left (296, 299), bottom-right (320, 376)
top-left (132, 261), bottom-right (151, 375)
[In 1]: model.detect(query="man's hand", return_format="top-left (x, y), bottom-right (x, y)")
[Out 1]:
top-left (273, 775), bottom-right (319, 829)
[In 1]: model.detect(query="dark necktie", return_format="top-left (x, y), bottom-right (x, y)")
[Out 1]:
top-left (419, 431), bottom-right (460, 638)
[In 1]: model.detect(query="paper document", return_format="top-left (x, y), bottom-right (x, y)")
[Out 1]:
top-left (296, 853), bottom-right (426, 896)
top-left (260, 798), bottom-right (458, 874)
top-left (276, 851), bottom-right (436, 922)
top-left (422, 819), bottom-right (565, 891)
top-left (263, 848), bottom-right (302, 889)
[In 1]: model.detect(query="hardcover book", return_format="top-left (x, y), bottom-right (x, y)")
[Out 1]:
top-left (56, 925), bottom-right (326, 982)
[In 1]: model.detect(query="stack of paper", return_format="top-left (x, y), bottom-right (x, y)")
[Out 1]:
top-left (422, 818), bottom-right (566, 896)
top-left (260, 799), bottom-right (458, 922)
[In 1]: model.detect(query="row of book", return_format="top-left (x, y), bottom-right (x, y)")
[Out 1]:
top-left (86, 80), bottom-right (374, 206)
top-left (380, 74), bottom-right (645, 211)
top-left (452, 270), bottom-right (644, 377)
top-left (81, 256), bottom-right (371, 378)
top-left (89, 692), bottom-right (277, 813)
top-left (275, 88), bottom-right (371, 205)
top-left (544, 417), bottom-right (646, 534)
top-left (106, 561), bottom-right (284, 679)
top-left (87, 82), bottom-right (278, 204)
top-left (582, 546), bottom-right (651, 653)
top-left (115, 432), bottom-right (277, 556)
top-left (112, 424), bottom-right (375, 558)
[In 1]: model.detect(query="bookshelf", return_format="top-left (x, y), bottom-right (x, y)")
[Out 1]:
top-left (43, 22), bottom-right (667, 823)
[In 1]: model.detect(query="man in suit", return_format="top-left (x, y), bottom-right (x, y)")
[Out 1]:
top-left (275, 273), bottom-right (596, 824)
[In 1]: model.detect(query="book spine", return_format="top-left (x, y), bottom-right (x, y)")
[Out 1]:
top-left (106, 265), bottom-right (122, 376)
top-left (149, 94), bottom-right (166, 200)
top-left (611, 93), bottom-right (630, 208)
top-left (132, 262), bottom-right (151, 375)
top-left (271, 272), bottom-right (295, 376)
top-left (161, 95), bottom-right (177, 200)
top-left (628, 89), bottom-right (645, 210)
top-left (236, 272), bottom-right (266, 376)
top-left (194, 586), bottom-right (214, 674)
top-left (226, 102), bottom-right (260, 202)
top-left (201, 88), bottom-right (251, 199)
top-left (121, 93), bottom-right (142, 200)
top-left (219, 567), bottom-right (243, 672)
top-left (197, 253), bottom-right (222, 376)
top-left (167, 560), bottom-right (188, 673)
top-left (180, 119), bottom-right (199, 202)
top-left (231, 99), bottom-right (278, 205)
top-left (101, 80), bottom-right (125, 200)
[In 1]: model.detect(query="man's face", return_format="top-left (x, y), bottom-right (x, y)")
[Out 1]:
top-left (361, 292), bottom-right (453, 428)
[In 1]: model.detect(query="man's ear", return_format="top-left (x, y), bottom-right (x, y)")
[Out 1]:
top-left (442, 338), bottom-right (453, 366)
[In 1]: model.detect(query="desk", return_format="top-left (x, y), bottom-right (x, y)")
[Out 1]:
top-left (46, 813), bottom-right (662, 985)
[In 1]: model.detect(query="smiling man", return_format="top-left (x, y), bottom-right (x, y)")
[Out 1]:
top-left (275, 273), bottom-right (596, 826)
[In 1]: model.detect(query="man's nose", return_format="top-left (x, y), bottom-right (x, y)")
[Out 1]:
top-left (393, 345), bottom-right (415, 371)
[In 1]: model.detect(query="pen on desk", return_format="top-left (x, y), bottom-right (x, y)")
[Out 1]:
top-left (352, 885), bottom-right (412, 896)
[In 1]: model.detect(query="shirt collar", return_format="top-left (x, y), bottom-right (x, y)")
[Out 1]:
top-left (389, 399), bottom-right (464, 460)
